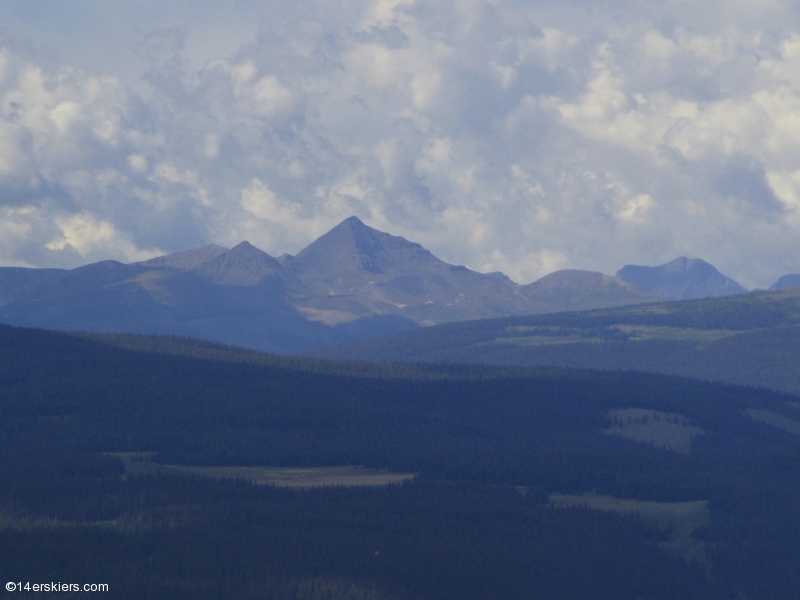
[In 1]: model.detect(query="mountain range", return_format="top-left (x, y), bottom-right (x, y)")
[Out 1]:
top-left (0, 216), bottom-right (796, 352)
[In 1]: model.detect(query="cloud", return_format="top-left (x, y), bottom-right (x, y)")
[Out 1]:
top-left (46, 212), bottom-right (161, 262)
top-left (2, 1), bottom-right (800, 287)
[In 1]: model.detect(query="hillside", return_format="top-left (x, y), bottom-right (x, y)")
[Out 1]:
top-left (3, 324), bottom-right (800, 597)
top-left (312, 287), bottom-right (800, 395)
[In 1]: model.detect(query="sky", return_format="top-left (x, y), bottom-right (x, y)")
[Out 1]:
top-left (1, 0), bottom-right (800, 287)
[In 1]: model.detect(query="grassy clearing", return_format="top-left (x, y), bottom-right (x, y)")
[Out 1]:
top-left (745, 409), bottom-right (800, 437)
top-left (602, 408), bottom-right (704, 453)
top-left (0, 510), bottom-right (177, 533)
top-left (108, 453), bottom-right (416, 488)
top-left (549, 493), bottom-right (709, 563)
top-left (610, 325), bottom-right (742, 342)
top-left (493, 335), bottom-right (604, 346)
top-left (252, 577), bottom-right (395, 600)
top-left (0, 512), bottom-right (83, 531)
top-left (494, 324), bottom-right (744, 347)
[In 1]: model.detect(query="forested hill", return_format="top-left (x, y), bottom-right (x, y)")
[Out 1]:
top-left (3, 324), bottom-right (800, 598)
top-left (310, 286), bottom-right (800, 395)
top-left (72, 330), bottom-right (562, 381)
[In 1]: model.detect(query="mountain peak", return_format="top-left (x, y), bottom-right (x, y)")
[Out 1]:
top-left (229, 240), bottom-right (264, 255)
top-left (342, 215), bottom-right (367, 227)
top-left (616, 257), bottom-right (748, 300)
top-left (324, 216), bottom-right (401, 252)
top-left (290, 216), bottom-right (438, 283)
top-left (662, 257), bottom-right (716, 274)
top-left (194, 242), bottom-right (284, 286)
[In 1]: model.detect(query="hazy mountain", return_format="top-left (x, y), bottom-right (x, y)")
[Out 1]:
top-left (0, 237), bottom-right (423, 352)
top-left (486, 271), bottom-right (513, 282)
top-left (519, 270), bottom-right (662, 311)
top-left (0, 217), bottom-right (667, 351)
top-left (280, 216), bottom-right (661, 326)
top-left (137, 244), bottom-right (229, 271)
top-left (0, 258), bottom-right (336, 354)
top-left (138, 241), bottom-right (309, 291)
top-left (770, 274), bottom-right (800, 290)
top-left (280, 216), bottom-right (531, 325)
top-left (191, 242), bottom-right (312, 296)
top-left (616, 257), bottom-right (748, 300)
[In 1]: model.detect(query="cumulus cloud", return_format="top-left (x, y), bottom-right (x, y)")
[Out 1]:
top-left (46, 212), bottom-right (161, 263)
top-left (2, 1), bottom-right (800, 286)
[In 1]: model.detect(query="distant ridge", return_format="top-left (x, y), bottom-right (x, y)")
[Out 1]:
top-left (616, 257), bottom-right (748, 300)
top-left (486, 271), bottom-right (513, 282)
top-left (520, 270), bottom-right (662, 311)
top-left (770, 274), bottom-right (800, 291)
top-left (137, 245), bottom-right (229, 271)
top-left (193, 242), bottom-right (287, 286)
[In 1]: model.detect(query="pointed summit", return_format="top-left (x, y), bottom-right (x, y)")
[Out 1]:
top-left (616, 257), bottom-right (748, 300)
top-left (289, 216), bottom-right (442, 285)
top-left (283, 216), bottom-right (541, 323)
top-left (194, 241), bottom-right (285, 286)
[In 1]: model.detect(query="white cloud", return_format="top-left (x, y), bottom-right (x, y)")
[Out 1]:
top-left (616, 193), bottom-right (655, 224)
top-left (1, 1), bottom-right (800, 286)
top-left (46, 212), bottom-right (161, 262)
top-left (127, 153), bottom-right (148, 174)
